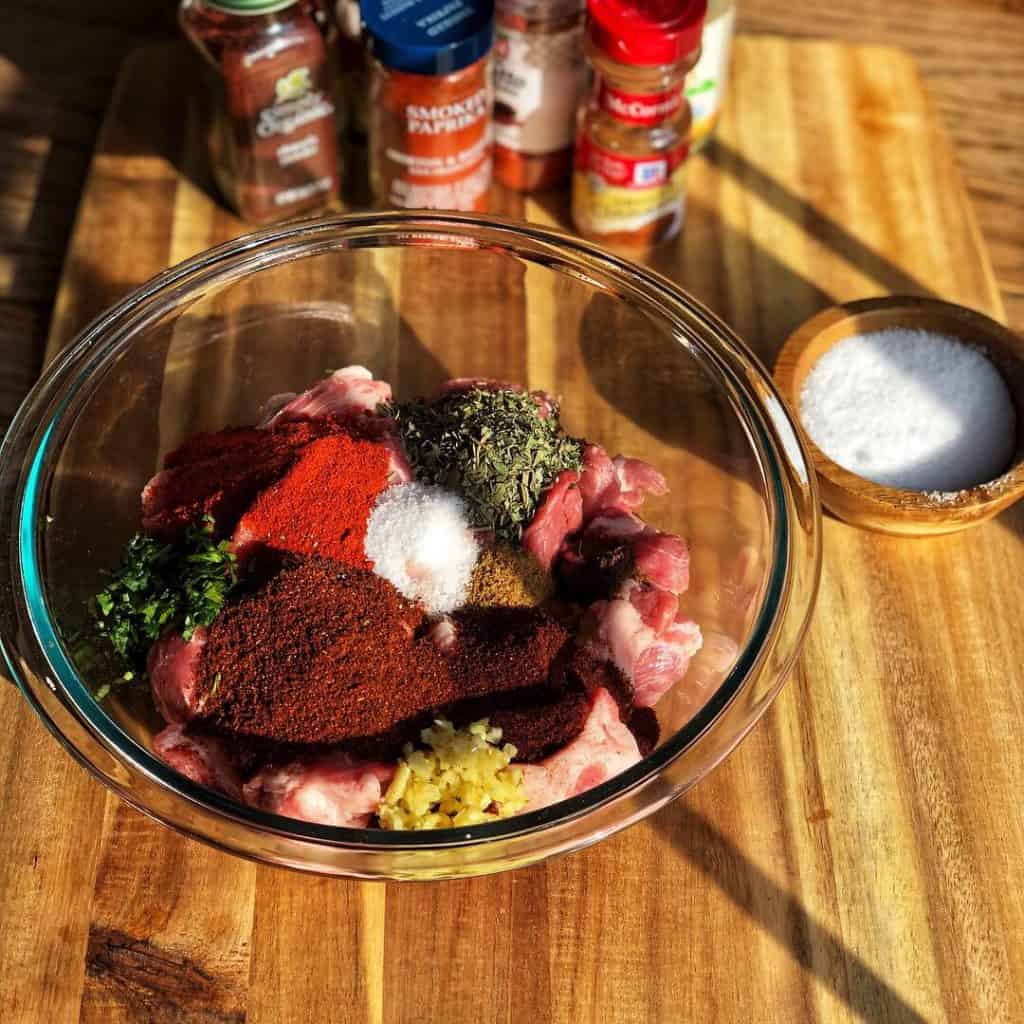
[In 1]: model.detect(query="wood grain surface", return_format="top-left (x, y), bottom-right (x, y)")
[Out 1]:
top-left (2, 32), bottom-right (1024, 1024)
top-left (1, 0), bottom-right (1022, 433)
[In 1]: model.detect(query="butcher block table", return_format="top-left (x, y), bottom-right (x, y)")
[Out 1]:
top-left (3, 33), bottom-right (1024, 1024)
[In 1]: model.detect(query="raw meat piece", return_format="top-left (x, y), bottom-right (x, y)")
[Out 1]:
top-left (378, 429), bottom-right (414, 484)
top-left (584, 511), bottom-right (689, 595)
top-left (631, 528), bottom-right (689, 595)
top-left (612, 455), bottom-right (668, 508)
top-left (622, 578), bottom-right (678, 636)
top-left (142, 439), bottom-right (295, 540)
top-left (261, 366), bottom-right (392, 427)
top-left (633, 617), bottom-right (703, 708)
top-left (587, 582), bottom-right (703, 707)
top-left (153, 724), bottom-right (242, 799)
top-left (521, 688), bottom-right (642, 811)
top-left (428, 615), bottom-right (458, 651)
top-left (577, 443), bottom-right (667, 519)
top-left (578, 444), bottom-right (618, 519)
top-left (521, 470), bottom-right (583, 570)
top-left (148, 628), bottom-right (209, 724)
top-left (243, 751), bottom-right (394, 827)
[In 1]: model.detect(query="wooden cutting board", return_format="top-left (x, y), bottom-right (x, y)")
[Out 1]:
top-left (3, 35), bottom-right (1023, 1024)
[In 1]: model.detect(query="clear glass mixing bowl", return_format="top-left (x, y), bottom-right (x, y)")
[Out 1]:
top-left (0, 212), bottom-right (820, 879)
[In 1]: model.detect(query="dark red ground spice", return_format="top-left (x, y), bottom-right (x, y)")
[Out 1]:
top-left (194, 559), bottom-right (580, 751)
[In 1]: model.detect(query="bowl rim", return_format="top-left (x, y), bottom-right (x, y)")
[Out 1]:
top-left (2, 211), bottom-right (822, 855)
top-left (774, 295), bottom-right (1024, 521)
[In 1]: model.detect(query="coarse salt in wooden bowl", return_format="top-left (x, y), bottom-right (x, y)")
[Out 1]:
top-left (774, 296), bottom-right (1024, 536)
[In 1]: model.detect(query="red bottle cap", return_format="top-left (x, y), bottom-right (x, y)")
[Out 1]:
top-left (587, 0), bottom-right (706, 67)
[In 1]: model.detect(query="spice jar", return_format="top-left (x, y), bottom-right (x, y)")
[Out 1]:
top-left (334, 0), bottom-right (370, 141)
top-left (363, 0), bottom-right (494, 212)
top-left (180, 0), bottom-right (342, 225)
top-left (685, 0), bottom-right (735, 149)
top-left (493, 0), bottom-right (586, 192)
top-left (572, 0), bottom-right (706, 248)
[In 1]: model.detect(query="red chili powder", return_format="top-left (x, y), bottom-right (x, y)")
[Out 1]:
top-left (232, 434), bottom-right (390, 568)
top-left (142, 418), bottom-right (351, 539)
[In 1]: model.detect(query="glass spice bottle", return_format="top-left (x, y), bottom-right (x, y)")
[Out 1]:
top-left (180, 0), bottom-right (341, 225)
top-left (334, 0), bottom-right (370, 142)
top-left (492, 0), bottom-right (586, 192)
top-left (685, 0), bottom-right (736, 150)
top-left (572, 0), bottom-right (706, 248)
top-left (362, 0), bottom-right (494, 212)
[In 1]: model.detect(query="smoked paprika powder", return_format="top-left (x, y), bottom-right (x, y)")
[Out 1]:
top-left (180, 0), bottom-right (341, 224)
top-left (363, 0), bottom-right (495, 212)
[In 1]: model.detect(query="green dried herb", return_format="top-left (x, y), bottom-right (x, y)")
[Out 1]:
top-left (90, 515), bottom-right (237, 688)
top-left (390, 388), bottom-right (582, 542)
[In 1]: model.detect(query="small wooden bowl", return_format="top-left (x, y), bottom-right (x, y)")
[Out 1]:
top-left (774, 296), bottom-right (1024, 536)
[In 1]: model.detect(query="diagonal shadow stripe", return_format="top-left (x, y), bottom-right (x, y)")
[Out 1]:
top-left (654, 804), bottom-right (928, 1024)
top-left (705, 140), bottom-right (941, 303)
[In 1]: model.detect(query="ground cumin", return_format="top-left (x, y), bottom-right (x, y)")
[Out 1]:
top-left (468, 544), bottom-right (554, 608)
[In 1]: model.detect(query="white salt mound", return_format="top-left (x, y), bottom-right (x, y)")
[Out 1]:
top-left (364, 482), bottom-right (478, 614)
top-left (799, 328), bottom-right (1016, 492)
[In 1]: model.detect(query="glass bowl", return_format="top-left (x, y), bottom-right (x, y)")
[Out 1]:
top-left (0, 212), bottom-right (820, 879)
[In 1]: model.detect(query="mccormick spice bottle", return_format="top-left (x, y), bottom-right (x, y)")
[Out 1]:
top-left (362, 0), bottom-right (494, 212)
top-left (492, 0), bottom-right (586, 192)
top-left (180, 0), bottom-right (342, 225)
top-left (572, 0), bottom-right (706, 248)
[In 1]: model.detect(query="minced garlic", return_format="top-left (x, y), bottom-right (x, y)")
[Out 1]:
top-left (377, 719), bottom-right (527, 830)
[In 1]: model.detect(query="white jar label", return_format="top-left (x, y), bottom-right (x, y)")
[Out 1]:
top-left (493, 22), bottom-right (584, 155)
top-left (686, 6), bottom-right (736, 143)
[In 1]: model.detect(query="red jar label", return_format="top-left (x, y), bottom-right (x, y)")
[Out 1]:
top-left (572, 135), bottom-right (688, 235)
top-left (596, 82), bottom-right (684, 126)
top-left (574, 136), bottom-right (688, 187)
top-left (375, 68), bottom-right (492, 212)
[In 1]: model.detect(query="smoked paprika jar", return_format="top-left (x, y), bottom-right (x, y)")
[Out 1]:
top-left (362, 0), bottom-right (495, 212)
top-left (572, 0), bottom-right (706, 248)
top-left (180, 0), bottom-right (342, 225)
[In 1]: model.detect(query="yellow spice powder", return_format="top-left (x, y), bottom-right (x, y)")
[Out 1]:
top-left (468, 544), bottom-right (553, 608)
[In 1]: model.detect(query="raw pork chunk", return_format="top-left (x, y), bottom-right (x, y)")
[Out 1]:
top-left (521, 688), bottom-right (642, 811)
top-left (522, 469), bottom-right (583, 570)
top-left (587, 581), bottom-right (703, 707)
top-left (148, 628), bottom-right (208, 724)
top-left (153, 724), bottom-right (242, 799)
top-left (244, 752), bottom-right (395, 828)
top-left (260, 365), bottom-right (392, 427)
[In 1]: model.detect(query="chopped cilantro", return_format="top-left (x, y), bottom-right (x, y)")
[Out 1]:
top-left (90, 515), bottom-right (237, 688)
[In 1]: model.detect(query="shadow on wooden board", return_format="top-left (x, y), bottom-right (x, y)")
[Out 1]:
top-left (655, 803), bottom-right (928, 1024)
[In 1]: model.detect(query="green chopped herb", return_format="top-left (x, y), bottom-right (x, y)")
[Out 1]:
top-left (90, 515), bottom-right (237, 686)
top-left (389, 387), bottom-right (582, 542)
